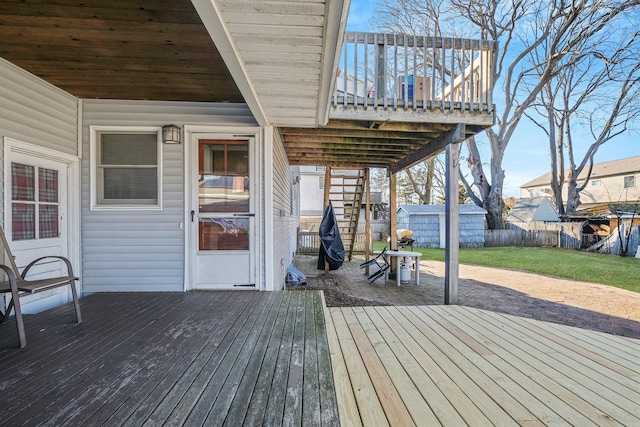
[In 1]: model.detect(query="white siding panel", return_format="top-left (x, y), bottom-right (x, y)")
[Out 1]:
top-left (0, 59), bottom-right (78, 156)
top-left (81, 100), bottom-right (256, 292)
top-left (271, 129), bottom-right (299, 290)
top-left (0, 60), bottom-right (78, 312)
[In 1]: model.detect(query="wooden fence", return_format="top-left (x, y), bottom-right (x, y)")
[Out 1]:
top-left (484, 229), bottom-right (559, 248)
top-left (297, 231), bottom-right (368, 254)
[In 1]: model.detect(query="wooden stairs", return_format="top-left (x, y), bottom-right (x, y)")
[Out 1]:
top-left (323, 167), bottom-right (366, 261)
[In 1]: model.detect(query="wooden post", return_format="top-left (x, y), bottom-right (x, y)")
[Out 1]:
top-left (444, 142), bottom-right (460, 305)
top-left (365, 168), bottom-right (371, 275)
top-left (323, 166), bottom-right (331, 274)
top-left (389, 170), bottom-right (398, 278)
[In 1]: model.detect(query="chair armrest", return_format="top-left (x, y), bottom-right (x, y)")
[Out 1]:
top-left (0, 264), bottom-right (19, 293)
top-left (21, 256), bottom-right (75, 279)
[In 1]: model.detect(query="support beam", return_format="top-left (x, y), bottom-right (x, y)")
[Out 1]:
top-left (389, 171), bottom-right (398, 277)
top-left (365, 168), bottom-right (371, 275)
top-left (444, 141), bottom-right (462, 305)
top-left (391, 123), bottom-right (465, 174)
top-left (323, 166), bottom-right (331, 275)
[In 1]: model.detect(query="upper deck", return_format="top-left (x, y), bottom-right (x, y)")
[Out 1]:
top-left (281, 32), bottom-right (497, 171)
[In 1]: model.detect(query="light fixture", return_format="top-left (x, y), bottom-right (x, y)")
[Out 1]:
top-left (162, 124), bottom-right (181, 144)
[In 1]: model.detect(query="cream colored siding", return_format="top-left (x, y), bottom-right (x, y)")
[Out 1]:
top-left (522, 174), bottom-right (640, 207)
top-left (81, 100), bottom-right (256, 292)
top-left (271, 129), bottom-right (299, 290)
top-left (580, 173), bottom-right (640, 206)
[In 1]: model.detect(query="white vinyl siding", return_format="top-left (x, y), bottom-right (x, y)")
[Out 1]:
top-left (0, 59), bottom-right (80, 312)
top-left (271, 129), bottom-right (299, 290)
top-left (0, 59), bottom-right (78, 157)
top-left (81, 100), bottom-right (256, 292)
top-left (0, 59), bottom-right (78, 225)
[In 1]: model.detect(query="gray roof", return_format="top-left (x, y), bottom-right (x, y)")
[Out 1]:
top-left (398, 204), bottom-right (487, 215)
top-left (521, 155), bottom-right (640, 188)
top-left (507, 197), bottom-right (559, 223)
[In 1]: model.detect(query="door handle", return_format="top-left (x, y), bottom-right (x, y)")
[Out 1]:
top-left (233, 213), bottom-right (255, 217)
top-left (191, 210), bottom-right (195, 222)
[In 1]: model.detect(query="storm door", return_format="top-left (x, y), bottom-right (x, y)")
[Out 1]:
top-left (193, 139), bottom-right (255, 289)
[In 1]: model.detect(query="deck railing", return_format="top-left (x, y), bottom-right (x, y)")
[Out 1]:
top-left (334, 32), bottom-right (496, 113)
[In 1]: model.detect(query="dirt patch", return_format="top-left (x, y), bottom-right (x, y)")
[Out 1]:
top-left (288, 274), bottom-right (389, 307)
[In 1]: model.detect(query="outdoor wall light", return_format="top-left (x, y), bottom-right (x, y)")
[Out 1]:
top-left (162, 124), bottom-right (181, 144)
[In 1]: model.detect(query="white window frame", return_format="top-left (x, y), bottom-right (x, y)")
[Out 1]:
top-left (90, 126), bottom-right (163, 210)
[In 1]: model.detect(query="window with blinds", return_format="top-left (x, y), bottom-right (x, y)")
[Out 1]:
top-left (95, 132), bottom-right (160, 206)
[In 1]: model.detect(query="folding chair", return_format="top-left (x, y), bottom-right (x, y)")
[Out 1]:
top-left (359, 247), bottom-right (390, 283)
top-left (0, 227), bottom-right (81, 348)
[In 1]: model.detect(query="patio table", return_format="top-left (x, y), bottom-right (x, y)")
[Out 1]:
top-left (384, 250), bottom-right (421, 286)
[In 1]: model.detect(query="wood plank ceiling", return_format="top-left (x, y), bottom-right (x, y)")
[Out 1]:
top-left (0, 0), bottom-right (243, 102)
top-left (280, 120), bottom-right (487, 171)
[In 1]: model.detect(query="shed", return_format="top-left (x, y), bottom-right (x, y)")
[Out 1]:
top-left (507, 197), bottom-right (559, 230)
top-left (397, 205), bottom-right (487, 248)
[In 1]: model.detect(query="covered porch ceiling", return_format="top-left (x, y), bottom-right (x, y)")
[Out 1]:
top-left (0, 0), bottom-right (244, 103)
top-left (1, 1), bottom-right (493, 173)
top-left (0, 0), bottom-right (346, 128)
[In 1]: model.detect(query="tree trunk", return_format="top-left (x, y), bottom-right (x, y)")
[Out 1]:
top-left (565, 178), bottom-right (581, 216)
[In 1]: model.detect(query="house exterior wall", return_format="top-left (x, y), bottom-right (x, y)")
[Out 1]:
top-left (459, 214), bottom-right (485, 248)
top-left (81, 99), bottom-right (256, 292)
top-left (521, 173), bottom-right (640, 207)
top-left (300, 166), bottom-right (325, 217)
top-left (398, 211), bottom-right (441, 248)
top-left (0, 58), bottom-right (80, 313)
top-left (398, 207), bottom-right (485, 248)
top-left (0, 59), bottom-right (78, 157)
top-left (269, 129), bottom-right (299, 290)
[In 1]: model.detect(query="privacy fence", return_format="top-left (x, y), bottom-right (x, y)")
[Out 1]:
top-left (486, 222), bottom-right (587, 250)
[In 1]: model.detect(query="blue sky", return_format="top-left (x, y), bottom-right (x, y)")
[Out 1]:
top-left (346, 0), bottom-right (640, 197)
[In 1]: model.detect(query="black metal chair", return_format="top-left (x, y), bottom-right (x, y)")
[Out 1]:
top-left (0, 227), bottom-right (81, 348)
top-left (359, 247), bottom-right (390, 283)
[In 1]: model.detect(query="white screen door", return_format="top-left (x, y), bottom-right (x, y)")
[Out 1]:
top-left (192, 138), bottom-right (255, 289)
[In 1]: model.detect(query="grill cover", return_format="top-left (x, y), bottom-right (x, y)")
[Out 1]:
top-left (317, 202), bottom-right (345, 271)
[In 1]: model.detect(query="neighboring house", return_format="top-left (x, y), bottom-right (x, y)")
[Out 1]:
top-left (0, 1), bottom-right (495, 314)
top-left (397, 205), bottom-right (487, 248)
top-left (506, 197), bottom-right (560, 230)
top-left (299, 166), bottom-right (388, 238)
top-left (520, 156), bottom-right (640, 211)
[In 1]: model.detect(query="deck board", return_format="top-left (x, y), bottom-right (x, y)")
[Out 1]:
top-left (328, 305), bottom-right (640, 427)
top-left (3, 291), bottom-right (639, 426)
top-left (0, 291), bottom-right (338, 426)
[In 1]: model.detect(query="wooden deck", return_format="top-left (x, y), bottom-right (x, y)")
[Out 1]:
top-left (2, 292), bottom-right (639, 426)
top-left (326, 305), bottom-right (640, 426)
top-left (0, 291), bottom-right (338, 426)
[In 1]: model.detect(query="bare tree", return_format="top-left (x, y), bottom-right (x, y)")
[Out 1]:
top-left (397, 156), bottom-right (445, 204)
top-left (377, 0), bottom-right (640, 229)
top-left (526, 29), bottom-right (640, 217)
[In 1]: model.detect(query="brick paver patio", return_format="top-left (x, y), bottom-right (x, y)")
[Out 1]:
top-left (295, 255), bottom-right (640, 339)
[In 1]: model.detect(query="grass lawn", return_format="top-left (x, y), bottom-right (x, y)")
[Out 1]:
top-left (373, 242), bottom-right (640, 293)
